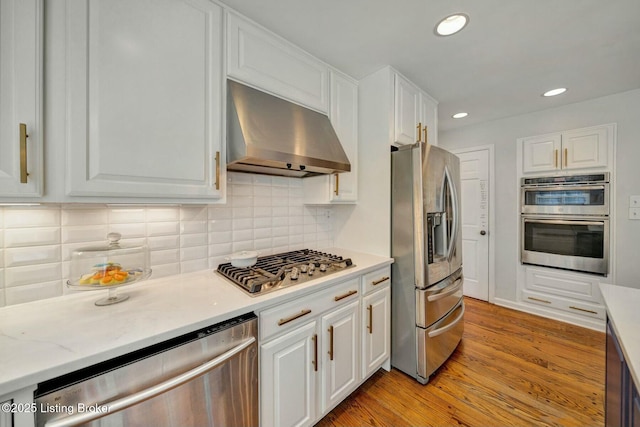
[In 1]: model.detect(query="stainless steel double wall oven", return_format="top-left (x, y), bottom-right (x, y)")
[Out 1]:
top-left (520, 173), bottom-right (610, 275)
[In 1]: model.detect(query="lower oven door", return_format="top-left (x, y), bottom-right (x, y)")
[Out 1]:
top-left (35, 314), bottom-right (258, 427)
top-left (521, 216), bottom-right (609, 275)
top-left (416, 268), bottom-right (463, 328)
top-left (416, 298), bottom-right (464, 383)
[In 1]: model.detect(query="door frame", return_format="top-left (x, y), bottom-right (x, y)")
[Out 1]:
top-left (451, 145), bottom-right (496, 303)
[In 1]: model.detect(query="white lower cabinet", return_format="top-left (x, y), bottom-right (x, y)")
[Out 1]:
top-left (260, 321), bottom-right (317, 427)
top-left (259, 269), bottom-right (391, 427)
top-left (361, 286), bottom-right (391, 378)
top-left (521, 266), bottom-right (606, 323)
top-left (320, 300), bottom-right (360, 412)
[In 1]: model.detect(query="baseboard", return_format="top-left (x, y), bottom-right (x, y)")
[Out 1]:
top-left (492, 297), bottom-right (605, 332)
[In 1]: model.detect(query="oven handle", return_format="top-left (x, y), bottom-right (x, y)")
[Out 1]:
top-left (522, 184), bottom-right (606, 192)
top-left (427, 303), bottom-right (465, 338)
top-left (44, 336), bottom-right (256, 427)
top-left (523, 218), bottom-right (605, 226)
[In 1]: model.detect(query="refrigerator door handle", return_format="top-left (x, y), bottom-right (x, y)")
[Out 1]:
top-left (444, 167), bottom-right (459, 261)
top-left (427, 303), bottom-right (465, 338)
top-left (427, 278), bottom-right (463, 302)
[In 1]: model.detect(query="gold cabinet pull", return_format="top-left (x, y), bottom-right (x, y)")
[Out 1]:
top-left (19, 123), bottom-right (29, 183)
top-left (334, 289), bottom-right (357, 301)
top-left (277, 309), bottom-right (312, 326)
top-left (416, 122), bottom-right (422, 143)
top-left (214, 151), bottom-right (221, 190)
top-left (527, 296), bottom-right (551, 304)
top-left (371, 276), bottom-right (390, 286)
top-left (312, 334), bottom-right (318, 372)
top-left (554, 149), bottom-right (558, 169)
top-left (423, 125), bottom-right (428, 145)
top-left (367, 304), bottom-right (373, 334)
top-left (328, 325), bottom-right (334, 361)
top-left (564, 148), bottom-right (568, 168)
top-left (334, 173), bottom-right (339, 196)
top-left (569, 306), bottom-right (598, 315)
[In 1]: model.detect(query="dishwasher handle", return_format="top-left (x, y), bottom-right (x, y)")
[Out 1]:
top-left (45, 336), bottom-right (256, 427)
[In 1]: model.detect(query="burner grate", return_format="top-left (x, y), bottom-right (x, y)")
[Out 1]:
top-left (216, 249), bottom-right (353, 294)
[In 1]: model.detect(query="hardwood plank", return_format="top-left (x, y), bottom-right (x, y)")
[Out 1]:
top-left (316, 297), bottom-right (605, 427)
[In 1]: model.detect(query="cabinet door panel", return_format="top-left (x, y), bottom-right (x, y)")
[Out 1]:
top-left (420, 93), bottom-right (438, 147)
top-left (227, 13), bottom-right (328, 113)
top-left (0, 0), bottom-right (43, 197)
top-left (321, 300), bottom-right (359, 412)
top-left (394, 75), bottom-right (419, 145)
top-left (261, 321), bottom-right (316, 427)
top-left (328, 71), bottom-right (357, 202)
top-left (563, 126), bottom-right (608, 170)
top-left (521, 134), bottom-right (561, 173)
top-left (362, 286), bottom-right (391, 378)
top-left (66, 0), bottom-right (223, 198)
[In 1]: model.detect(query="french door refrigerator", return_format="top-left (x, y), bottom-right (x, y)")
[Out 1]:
top-left (391, 142), bottom-right (464, 384)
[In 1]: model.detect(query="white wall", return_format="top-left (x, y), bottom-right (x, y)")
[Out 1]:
top-left (439, 88), bottom-right (640, 300)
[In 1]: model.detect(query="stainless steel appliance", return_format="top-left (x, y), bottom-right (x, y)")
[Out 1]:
top-left (227, 80), bottom-right (351, 177)
top-left (35, 313), bottom-right (258, 427)
top-left (521, 215), bottom-right (609, 275)
top-left (391, 143), bottom-right (464, 384)
top-left (521, 172), bottom-right (609, 216)
top-left (217, 249), bottom-right (354, 295)
top-left (520, 172), bottom-right (610, 275)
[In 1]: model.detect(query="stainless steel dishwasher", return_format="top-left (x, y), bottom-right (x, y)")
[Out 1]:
top-left (35, 313), bottom-right (258, 427)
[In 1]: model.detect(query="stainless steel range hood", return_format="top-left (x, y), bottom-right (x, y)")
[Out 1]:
top-left (227, 80), bottom-right (351, 178)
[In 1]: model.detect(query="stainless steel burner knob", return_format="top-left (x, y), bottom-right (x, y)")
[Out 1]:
top-left (291, 267), bottom-right (299, 280)
top-left (308, 263), bottom-right (315, 275)
top-left (300, 264), bottom-right (308, 273)
top-left (319, 263), bottom-right (327, 272)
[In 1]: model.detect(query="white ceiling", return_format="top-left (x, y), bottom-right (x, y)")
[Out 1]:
top-left (217, 0), bottom-right (640, 131)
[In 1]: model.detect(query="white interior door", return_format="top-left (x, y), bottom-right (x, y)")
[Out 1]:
top-left (456, 149), bottom-right (490, 300)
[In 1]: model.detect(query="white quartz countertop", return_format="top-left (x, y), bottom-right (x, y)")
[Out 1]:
top-left (0, 248), bottom-right (392, 397)
top-left (599, 283), bottom-right (640, 388)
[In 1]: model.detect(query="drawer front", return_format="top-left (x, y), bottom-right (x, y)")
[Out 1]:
top-left (361, 267), bottom-right (391, 295)
top-left (522, 290), bottom-right (606, 320)
top-left (260, 278), bottom-right (360, 341)
top-left (524, 267), bottom-right (603, 304)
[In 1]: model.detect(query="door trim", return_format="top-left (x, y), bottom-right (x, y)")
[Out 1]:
top-left (451, 145), bottom-right (495, 303)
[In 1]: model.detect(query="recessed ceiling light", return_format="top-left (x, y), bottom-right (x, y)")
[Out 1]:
top-left (543, 88), bottom-right (567, 97)
top-left (435, 14), bottom-right (469, 36)
top-left (452, 112), bottom-right (468, 119)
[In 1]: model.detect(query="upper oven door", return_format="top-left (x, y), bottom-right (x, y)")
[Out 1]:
top-left (521, 183), bottom-right (609, 216)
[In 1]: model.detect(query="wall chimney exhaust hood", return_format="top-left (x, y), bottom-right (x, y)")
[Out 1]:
top-left (226, 80), bottom-right (351, 178)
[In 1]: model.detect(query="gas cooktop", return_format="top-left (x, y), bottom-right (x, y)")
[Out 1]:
top-left (216, 249), bottom-right (354, 295)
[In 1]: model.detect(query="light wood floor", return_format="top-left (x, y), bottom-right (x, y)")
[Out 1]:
top-left (317, 297), bottom-right (606, 427)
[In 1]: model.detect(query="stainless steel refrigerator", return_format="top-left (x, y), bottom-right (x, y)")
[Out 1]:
top-left (391, 142), bottom-right (464, 384)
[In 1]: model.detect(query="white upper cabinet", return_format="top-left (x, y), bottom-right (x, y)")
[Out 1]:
top-left (562, 126), bottom-right (609, 170)
top-left (394, 73), bottom-right (436, 146)
top-left (419, 92), bottom-right (438, 147)
top-left (521, 133), bottom-right (563, 173)
top-left (0, 0), bottom-right (43, 197)
top-left (304, 69), bottom-right (358, 204)
top-left (65, 0), bottom-right (224, 199)
top-left (394, 74), bottom-right (420, 145)
top-left (521, 124), bottom-right (613, 174)
top-left (226, 12), bottom-right (329, 113)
